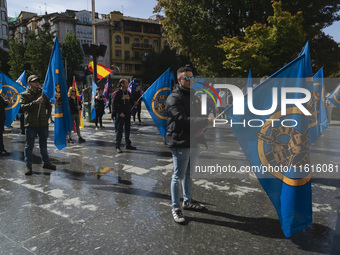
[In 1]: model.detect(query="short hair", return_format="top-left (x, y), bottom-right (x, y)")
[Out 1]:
top-left (177, 66), bottom-right (192, 79)
top-left (118, 79), bottom-right (126, 87)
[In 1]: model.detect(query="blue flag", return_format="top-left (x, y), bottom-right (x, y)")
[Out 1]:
top-left (309, 68), bottom-right (327, 144)
top-left (127, 79), bottom-right (136, 94)
top-left (142, 68), bottom-right (171, 137)
top-left (0, 73), bottom-right (26, 127)
top-left (91, 81), bottom-right (97, 121)
top-left (42, 38), bottom-right (73, 150)
top-left (225, 42), bottom-right (313, 237)
top-left (244, 69), bottom-right (253, 95)
top-left (170, 71), bottom-right (175, 93)
top-left (327, 83), bottom-right (340, 109)
top-left (16, 71), bottom-right (29, 89)
top-left (103, 75), bottom-right (112, 108)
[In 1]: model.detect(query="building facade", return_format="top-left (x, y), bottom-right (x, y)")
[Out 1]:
top-left (0, 0), bottom-right (8, 50)
top-left (109, 11), bottom-right (166, 84)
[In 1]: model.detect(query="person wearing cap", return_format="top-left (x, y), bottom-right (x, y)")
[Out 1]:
top-left (20, 75), bottom-right (56, 175)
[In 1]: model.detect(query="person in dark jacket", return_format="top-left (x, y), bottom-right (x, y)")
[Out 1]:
top-left (94, 87), bottom-right (105, 130)
top-left (165, 66), bottom-right (214, 223)
top-left (20, 75), bottom-right (56, 175)
top-left (131, 84), bottom-right (142, 125)
top-left (0, 94), bottom-right (10, 156)
top-left (113, 79), bottom-right (137, 153)
top-left (67, 87), bottom-right (85, 143)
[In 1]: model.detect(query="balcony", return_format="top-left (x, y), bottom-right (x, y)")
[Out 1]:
top-left (132, 43), bottom-right (153, 50)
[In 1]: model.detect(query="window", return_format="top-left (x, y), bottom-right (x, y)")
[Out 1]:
top-left (114, 21), bottom-right (121, 30)
top-left (115, 35), bottom-right (121, 44)
top-left (125, 64), bottom-right (132, 71)
top-left (135, 64), bottom-right (142, 71)
top-left (125, 51), bottom-right (130, 59)
top-left (98, 29), bottom-right (104, 37)
top-left (1, 11), bottom-right (6, 21)
top-left (153, 40), bottom-right (158, 47)
top-left (134, 38), bottom-right (139, 46)
top-left (134, 52), bottom-right (140, 60)
top-left (66, 27), bottom-right (72, 33)
top-left (144, 39), bottom-right (149, 47)
top-left (124, 37), bottom-right (130, 44)
top-left (115, 50), bottom-right (121, 57)
top-left (2, 24), bottom-right (7, 35)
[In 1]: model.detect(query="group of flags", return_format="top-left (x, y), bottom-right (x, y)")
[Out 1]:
top-left (1, 37), bottom-right (340, 238)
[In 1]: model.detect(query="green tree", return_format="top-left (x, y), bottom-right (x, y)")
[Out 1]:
top-left (0, 47), bottom-right (10, 75)
top-left (143, 45), bottom-right (195, 84)
top-left (61, 31), bottom-right (84, 85)
top-left (155, 0), bottom-right (340, 76)
top-left (218, 1), bottom-right (305, 77)
top-left (8, 38), bottom-right (26, 79)
top-left (24, 30), bottom-right (54, 79)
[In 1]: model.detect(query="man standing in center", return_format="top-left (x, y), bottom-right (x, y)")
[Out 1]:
top-left (114, 79), bottom-right (137, 153)
top-left (166, 66), bottom-right (214, 223)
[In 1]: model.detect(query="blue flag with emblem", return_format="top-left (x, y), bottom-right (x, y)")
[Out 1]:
top-left (16, 71), bottom-right (29, 89)
top-left (42, 37), bottom-right (73, 150)
top-left (142, 68), bottom-right (171, 137)
top-left (0, 73), bottom-right (26, 127)
top-left (327, 83), bottom-right (340, 109)
top-left (91, 81), bottom-right (97, 121)
top-left (309, 67), bottom-right (327, 144)
top-left (225, 42), bottom-right (313, 237)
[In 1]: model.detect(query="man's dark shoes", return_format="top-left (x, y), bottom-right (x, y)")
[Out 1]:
top-left (78, 137), bottom-right (86, 143)
top-left (25, 167), bottom-right (33, 175)
top-left (116, 148), bottom-right (123, 153)
top-left (125, 145), bottom-right (136, 150)
top-left (43, 163), bottom-right (56, 170)
top-left (182, 200), bottom-right (205, 211)
top-left (0, 150), bottom-right (10, 156)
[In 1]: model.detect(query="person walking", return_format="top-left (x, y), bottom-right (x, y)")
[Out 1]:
top-left (113, 79), bottom-right (137, 153)
top-left (0, 94), bottom-right (10, 156)
top-left (20, 75), bottom-right (56, 175)
top-left (166, 66), bottom-right (214, 223)
top-left (67, 87), bottom-right (85, 143)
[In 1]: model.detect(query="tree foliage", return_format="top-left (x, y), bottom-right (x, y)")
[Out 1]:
top-left (143, 45), bottom-right (195, 84)
top-left (61, 31), bottom-right (84, 84)
top-left (0, 47), bottom-right (10, 75)
top-left (218, 1), bottom-right (305, 77)
top-left (8, 38), bottom-right (26, 79)
top-left (24, 30), bottom-right (54, 79)
top-left (155, 0), bottom-right (340, 76)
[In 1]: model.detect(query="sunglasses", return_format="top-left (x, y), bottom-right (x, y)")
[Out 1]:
top-left (183, 76), bottom-right (195, 81)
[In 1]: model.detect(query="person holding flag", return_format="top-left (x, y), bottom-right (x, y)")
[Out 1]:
top-left (20, 75), bottom-right (56, 175)
top-left (67, 87), bottom-right (86, 144)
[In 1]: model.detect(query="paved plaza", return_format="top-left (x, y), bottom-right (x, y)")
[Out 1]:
top-left (0, 109), bottom-right (339, 254)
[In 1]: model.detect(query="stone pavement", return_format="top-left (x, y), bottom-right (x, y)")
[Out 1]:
top-left (0, 109), bottom-right (339, 254)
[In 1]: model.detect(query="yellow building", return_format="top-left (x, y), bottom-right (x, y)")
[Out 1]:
top-left (109, 11), bottom-right (166, 84)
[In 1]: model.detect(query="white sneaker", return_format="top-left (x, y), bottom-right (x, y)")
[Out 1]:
top-left (172, 208), bottom-right (185, 223)
top-left (95, 127), bottom-right (99, 131)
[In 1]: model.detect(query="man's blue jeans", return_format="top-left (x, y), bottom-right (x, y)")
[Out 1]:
top-left (24, 127), bottom-right (50, 167)
top-left (170, 147), bottom-right (199, 209)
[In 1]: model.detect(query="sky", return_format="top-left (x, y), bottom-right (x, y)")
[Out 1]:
top-left (6, 0), bottom-right (340, 43)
